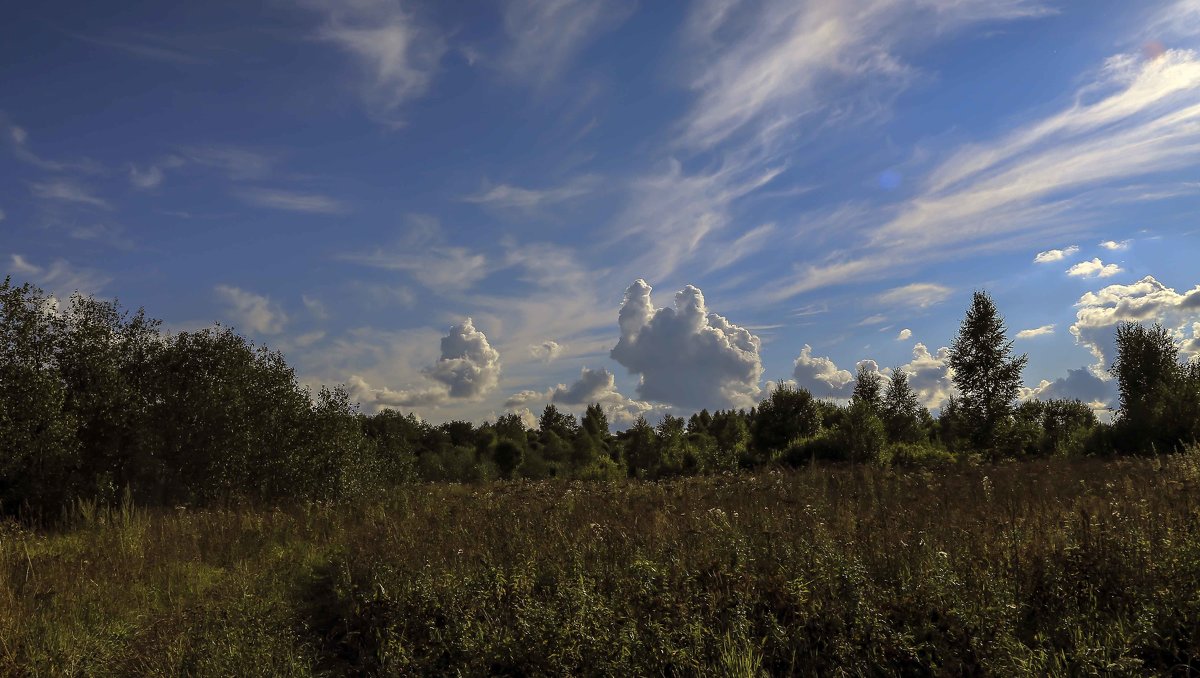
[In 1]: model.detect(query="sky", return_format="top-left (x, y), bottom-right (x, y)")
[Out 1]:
top-left (3, 0), bottom-right (1200, 427)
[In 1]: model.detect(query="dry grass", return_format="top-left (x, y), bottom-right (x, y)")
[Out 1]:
top-left (3, 451), bottom-right (1199, 676)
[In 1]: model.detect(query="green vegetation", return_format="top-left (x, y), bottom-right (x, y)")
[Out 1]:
top-left (4, 278), bottom-right (1200, 674)
top-left (3, 454), bottom-right (1199, 675)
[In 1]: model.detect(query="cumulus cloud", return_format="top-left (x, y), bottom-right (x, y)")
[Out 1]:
top-left (877, 282), bottom-right (952, 309)
top-left (1100, 239), bottom-right (1131, 251)
top-left (215, 285), bottom-right (288, 335)
top-left (1016, 324), bottom-right (1055, 339)
top-left (902, 343), bottom-right (956, 410)
top-left (1034, 245), bottom-right (1079, 263)
top-left (1067, 258), bottom-right (1122, 279)
top-left (791, 345), bottom-right (854, 398)
top-left (529, 340), bottom-right (563, 362)
top-left (1020, 367), bottom-right (1119, 414)
top-left (505, 366), bottom-right (663, 426)
top-left (896, 328), bottom-right (912, 341)
top-left (1071, 275), bottom-right (1200, 375)
top-left (610, 279), bottom-right (762, 409)
top-left (350, 317), bottom-right (501, 409)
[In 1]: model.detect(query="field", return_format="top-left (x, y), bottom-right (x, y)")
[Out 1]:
top-left (3, 452), bottom-right (1200, 676)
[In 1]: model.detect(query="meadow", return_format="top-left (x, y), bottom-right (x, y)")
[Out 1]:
top-left (4, 451), bottom-right (1199, 676)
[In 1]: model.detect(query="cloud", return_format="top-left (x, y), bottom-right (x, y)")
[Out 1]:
top-left (500, 0), bottom-right (633, 85)
top-left (71, 31), bottom-right (209, 65)
top-left (791, 345), bottom-right (854, 398)
top-left (29, 179), bottom-right (110, 208)
top-left (1066, 258), bottom-right (1122, 279)
top-left (1020, 367), bottom-right (1119, 414)
top-left (679, 0), bottom-right (1049, 149)
top-left (0, 208), bottom-right (5, 221)
top-left (68, 223), bottom-right (134, 249)
top-left (340, 244), bottom-right (489, 292)
top-left (1071, 275), bottom-right (1200, 375)
top-left (6, 254), bottom-right (110, 297)
top-left (529, 340), bottom-right (563, 362)
top-left (302, 294), bottom-right (329, 320)
top-left (877, 282), bottom-right (952, 308)
top-left (790, 340), bottom-right (954, 408)
top-left (307, 0), bottom-right (445, 121)
top-left (180, 145), bottom-right (273, 180)
top-left (1016, 324), bottom-right (1055, 339)
top-left (610, 279), bottom-right (762, 409)
top-left (235, 188), bottom-right (346, 214)
top-left (351, 318), bottom-right (501, 408)
top-left (1099, 239), bottom-right (1131, 250)
top-left (129, 164), bottom-right (164, 189)
top-left (463, 176), bottom-right (597, 211)
top-left (1034, 245), bottom-right (1079, 263)
top-left (215, 285), bottom-right (288, 335)
top-left (505, 366), bottom-right (664, 426)
top-left (4, 117), bottom-right (104, 173)
top-left (896, 328), bottom-right (912, 341)
top-left (770, 46), bottom-right (1200, 300)
top-left (902, 343), bottom-right (956, 409)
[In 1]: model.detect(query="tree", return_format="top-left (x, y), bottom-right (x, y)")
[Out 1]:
top-left (882, 368), bottom-right (924, 443)
top-left (850, 365), bottom-right (883, 414)
top-left (622, 416), bottom-right (658, 478)
top-left (948, 291), bottom-right (1028, 451)
top-left (493, 439), bottom-right (523, 479)
top-left (750, 384), bottom-right (822, 461)
top-left (1111, 321), bottom-right (1200, 453)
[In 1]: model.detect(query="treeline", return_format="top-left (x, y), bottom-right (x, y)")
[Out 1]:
top-left (2, 278), bottom-right (1198, 515)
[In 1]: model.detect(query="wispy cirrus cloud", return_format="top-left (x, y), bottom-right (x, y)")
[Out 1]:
top-left (679, 0), bottom-right (1050, 150)
top-left (463, 175), bottom-right (598, 211)
top-left (1016, 324), bottom-right (1055, 339)
top-left (303, 0), bottom-right (445, 122)
top-left (771, 44), bottom-right (1200, 300)
top-left (29, 179), bottom-right (110, 209)
top-left (499, 0), bottom-right (634, 85)
top-left (6, 254), bottom-right (110, 297)
top-left (235, 188), bottom-right (346, 214)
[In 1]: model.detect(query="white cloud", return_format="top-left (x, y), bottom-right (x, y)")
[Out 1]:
top-left (877, 282), bottom-right (952, 308)
top-left (235, 188), bottom-right (346, 214)
top-left (6, 254), bottom-right (110, 297)
top-left (129, 164), bottom-right (164, 189)
top-left (29, 179), bottom-right (110, 209)
top-left (505, 366), bottom-right (664, 426)
top-left (771, 46), bottom-right (1200, 299)
top-left (791, 344), bottom-right (854, 398)
top-left (340, 244), bottom-right (489, 292)
top-left (529, 340), bottom-right (563, 362)
top-left (0, 208), bottom-right (5, 221)
top-left (902, 342), bottom-right (956, 409)
top-left (1016, 324), bottom-right (1055, 339)
top-left (679, 0), bottom-right (1049, 149)
top-left (1099, 239), bottom-right (1131, 250)
top-left (463, 176), bottom-right (597, 211)
top-left (896, 328), bottom-right (912, 341)
top-left (610, 279), bottom-right (762, 409)
top-left (180, 145), bottom-right (273, 180)
top-left (349, 317), bottom-right (501, 409)
top-left (215, 285), bottom-right (288, 335)
top-left (1020, 367), bottom-right (1119, 414)
top-left (1071, 275), bottom-right (1200, 376)
top-left (1066, 258), bottom-right (1122, 279)
top-left (308, 0), bottom-right (445, 121)
top-left (1034, 245), bottom-right (1079, 263)
top-left (500, 0), bottom-right (633, 85)
top-left (302, 294), bottom-right (329, 320)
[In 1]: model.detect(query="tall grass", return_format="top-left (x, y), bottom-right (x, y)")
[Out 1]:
top-left (3, 450), bottom-right (1199, 675)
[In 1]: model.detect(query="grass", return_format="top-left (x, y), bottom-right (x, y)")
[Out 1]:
top-left (3, 450), bottom-right (1200, 676)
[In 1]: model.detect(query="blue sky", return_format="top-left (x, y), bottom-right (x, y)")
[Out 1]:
top-left (4, 0), bottom-right (1200, 426)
